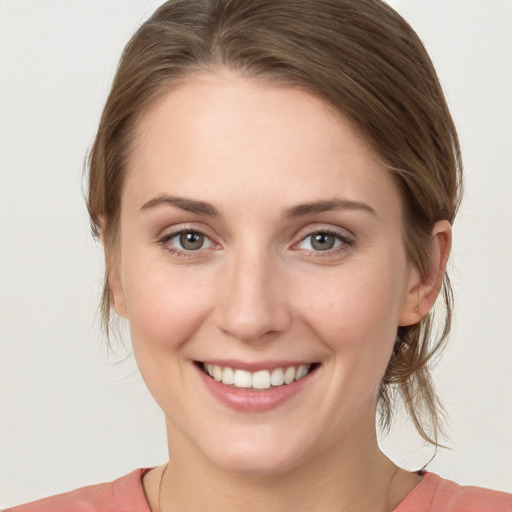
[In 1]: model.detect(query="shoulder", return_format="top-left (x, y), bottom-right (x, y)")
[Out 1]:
top-left (4, 468), bottom-right (152, 512)
top-left (394, 472), bottom-right (512, 512)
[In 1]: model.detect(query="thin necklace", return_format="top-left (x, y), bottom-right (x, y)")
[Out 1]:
top-left (157, 462), bottom-right (169, 512)
top-left (382, 465), bottom-right (399, 512)
top-left (157, 462), bottom-right (398, 512)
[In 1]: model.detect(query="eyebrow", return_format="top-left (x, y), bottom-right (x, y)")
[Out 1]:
top-left (140, 194), bottom-right (376, 218)
top-left (283, 198), bottom-right (377, 218)
top-left (140, 195), bottom-right (221, 216)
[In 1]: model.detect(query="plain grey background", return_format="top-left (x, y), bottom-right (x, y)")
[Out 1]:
top-left (1, 0), bottom-right (511, 507)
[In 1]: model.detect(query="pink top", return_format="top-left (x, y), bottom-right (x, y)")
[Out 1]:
top-left (5, 469), bottom-right (512, 511)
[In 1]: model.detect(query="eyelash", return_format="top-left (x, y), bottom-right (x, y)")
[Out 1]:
top-left (294, 229), bottom-right (355, 258)
top-left (157, 227), bottom-right (215, 258)
top-left (157, 227), bottom-right (355, 258)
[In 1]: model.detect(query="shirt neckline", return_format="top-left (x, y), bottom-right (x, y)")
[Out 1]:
top-left (124, 468), bottom-right (432, 512)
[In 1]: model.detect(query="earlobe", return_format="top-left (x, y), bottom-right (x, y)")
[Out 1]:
top-left (108, 260), bottom-right (128, 318)
top-left (99, 216), bottom-right (128, 319)
top-left (399, 220), bottom-right (452, 326)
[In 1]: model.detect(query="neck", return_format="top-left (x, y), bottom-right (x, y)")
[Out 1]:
top-left (154, 416), bottom-right (413, 512)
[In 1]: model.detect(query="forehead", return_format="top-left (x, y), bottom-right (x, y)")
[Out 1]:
top-left (124, 72), bottom-right (401, 220)
top-left (132, 71), bottom-right (376, 161)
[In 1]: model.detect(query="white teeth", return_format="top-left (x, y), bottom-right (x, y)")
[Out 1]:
top-left (296, 364), bottom-right (309, 380)
top-left (284, 366), bottom-right (296, 384)
top-left (233, 369), bottom-right (252, 388)
top-left (252, 370), bottom-right (271, 389)
top-left (203, 363), bottom-right (312, 389)
top-left (270, 367), bottom-right (284, 386)
top-left (222, 366), bottom-right (234, 385)
top-left (213, 365), bottom-right (222, 382)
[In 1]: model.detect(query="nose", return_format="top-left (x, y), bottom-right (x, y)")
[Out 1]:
top-left (214, 247), bottom-right (292, 343)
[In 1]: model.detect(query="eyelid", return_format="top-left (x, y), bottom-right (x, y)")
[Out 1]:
top-left (155, 222), bottom-right (355, 257)
top-left (158, 222), bottom-right (216, 241)
top-left (169, 231), bottom-right (214, 250)
top-left (293, 224), bottom-right (355, 243)
top-left (291, 225), bottom-right (356, 254)
top-left (156, 223), bottom-right (221, 255)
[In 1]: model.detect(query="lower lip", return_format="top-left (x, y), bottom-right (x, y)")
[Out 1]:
top-left (197, 365), bottom-right (315, 413)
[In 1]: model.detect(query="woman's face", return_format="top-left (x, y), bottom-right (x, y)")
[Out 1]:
top-left (112, 72), bottom-right (422, 474)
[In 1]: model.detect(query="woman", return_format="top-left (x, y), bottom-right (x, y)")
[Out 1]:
top-left (5, 0), bottom-right (511, 510)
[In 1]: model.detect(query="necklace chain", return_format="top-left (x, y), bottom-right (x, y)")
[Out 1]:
top-left (157, 462), bottom-right (169, 512)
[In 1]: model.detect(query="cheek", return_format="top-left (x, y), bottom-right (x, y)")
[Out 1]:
top-left (120, 260), bottom-right (217, 411)
top-left (121, 258), bottom-right (213, 350)
top-left (297, 258), bottom-right (407, 359)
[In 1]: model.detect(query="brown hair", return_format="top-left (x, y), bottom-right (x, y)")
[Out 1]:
top-left (87, 0), bottom-right (463, 446)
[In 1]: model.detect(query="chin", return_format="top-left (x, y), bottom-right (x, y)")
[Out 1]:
top-left (196, 428), bottom-right (313, 476)
top-left (212, 450), bottom-right (303, 476)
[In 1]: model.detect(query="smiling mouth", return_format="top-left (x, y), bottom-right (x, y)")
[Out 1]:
top-left (198, 362), bottom-right (320, 390)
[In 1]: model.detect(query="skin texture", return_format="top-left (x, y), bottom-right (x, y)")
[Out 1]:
top-left (109, 72), bottom-right (451, 511)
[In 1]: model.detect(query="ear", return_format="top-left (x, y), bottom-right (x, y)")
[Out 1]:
top-left (99, 216), bottom-right (128, 319)
top-left (399, 220), bottom-right (452, 326)
top-left (108, 256), bottom-right (128, 319)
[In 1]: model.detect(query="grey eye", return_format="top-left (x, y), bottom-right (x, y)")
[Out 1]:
top-left (310, 233), bottom-right (336, 251)
top-left (298, 232), bottom-right (344, 252)
top-left (171, 231), bottom-right (211, 251)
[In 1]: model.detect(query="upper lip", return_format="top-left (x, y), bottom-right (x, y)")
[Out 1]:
top-left (197, 359), bottom-right (318, 372)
